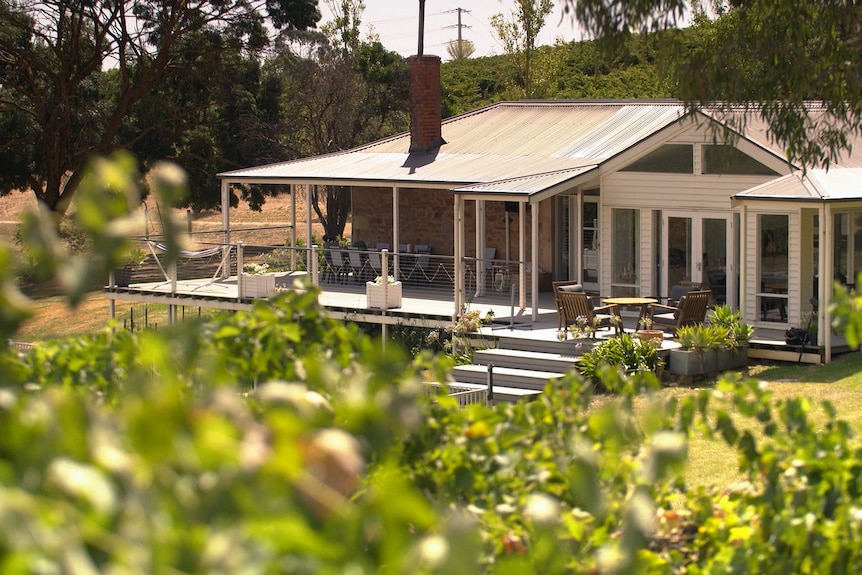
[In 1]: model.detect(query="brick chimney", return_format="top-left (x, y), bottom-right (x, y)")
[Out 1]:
top-left (408, 55), bottom-right (446, 153)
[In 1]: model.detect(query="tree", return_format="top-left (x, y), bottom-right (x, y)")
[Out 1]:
top-left (0, 0), bottom-right (321, 216)
top-left (563, 0), bottom-right (862, 169)
top-left (490, 0), bottom-right (554, 98)
top-left (447, 39), bottom-right (476, 61)
top-left (321, 0), bottom-right (365, 56)
top-left (263, 9), bottom-right (408, 240)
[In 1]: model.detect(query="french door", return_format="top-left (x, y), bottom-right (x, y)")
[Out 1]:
top-left (662, 212), bottom-right (732, 305)
top-left (555, 194), bottom-right (600, 292)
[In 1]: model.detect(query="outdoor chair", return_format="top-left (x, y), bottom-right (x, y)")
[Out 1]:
top-left (558, 290), bottom-right (621, 337)
top-left (412, 245), bottom-right (432, 281)
top-left (656, 282), bottom-right (702, 307)
top-left (553, 281), bottom-right (585, 329)
top-left (346, 247), bottom-right (367, 281)
top-left (321, 243), bottom-right (339, 283)
top-left (330, 249), bottom-right (351, 283)
top-left (649, 289), bottom-right (712, 333)
top-left (368, 251), bottom-right (382, 275)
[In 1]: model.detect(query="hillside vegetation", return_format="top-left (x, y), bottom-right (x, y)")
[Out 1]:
top-left (441, 35), bottom-right (675, 115)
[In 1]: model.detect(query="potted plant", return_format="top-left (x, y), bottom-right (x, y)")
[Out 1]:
top-left (708, 304), bottom-right (754, 371)
top-left (635, 316), bottom-right (664, 344)
top-left (114, 246), bottom-right (148, 287)
top-left (366, 274), bottom-right (402, 309)
top-left (241, 262), bottom-right (277, 298)
top-left (575, 333), bottom-right (663, 391)
top-left (668, 324), bottom-right (725, 377)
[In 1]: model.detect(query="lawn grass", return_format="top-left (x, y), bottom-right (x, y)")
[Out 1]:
top-left (658, 354), bottom-right (862, 490)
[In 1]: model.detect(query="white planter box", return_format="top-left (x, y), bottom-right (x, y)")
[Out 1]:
top-left (366, 281), bottom-right (402, 309)
top-left (241, 273), bottom-right (277, 298)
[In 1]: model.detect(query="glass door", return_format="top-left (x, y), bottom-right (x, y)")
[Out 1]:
top-left (662, 212), bottom-right (730, 304)
top-left (582, 199), bottom-right (599, 292)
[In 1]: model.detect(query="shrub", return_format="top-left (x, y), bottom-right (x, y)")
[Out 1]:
top-left (576, 333), bottom-right (663, 390)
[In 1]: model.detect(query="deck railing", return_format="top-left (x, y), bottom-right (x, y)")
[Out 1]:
top-left (424, 382), bottom-right (488, 407)
top-left (108, 238), bottom-right (531, 308)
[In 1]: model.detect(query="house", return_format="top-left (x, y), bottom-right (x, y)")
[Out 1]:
top-left (217, 56), bottom-right (862, 362)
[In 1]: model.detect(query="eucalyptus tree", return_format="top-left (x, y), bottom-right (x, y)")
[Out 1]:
top-left (490, 0), bottom-right (554, 98)
top-left (0, 0), bottom-right (321, 216)
top-left (265, 5), bottom-right (408, 241)
top-left (564, 0), bottom-right (862, 169)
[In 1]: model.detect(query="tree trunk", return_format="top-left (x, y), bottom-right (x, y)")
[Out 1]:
top-left (312, 185), bottom-right (352, 241)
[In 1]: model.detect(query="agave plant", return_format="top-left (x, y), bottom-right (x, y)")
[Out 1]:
top-left (676, 324), bottom-right (727, 357)
top-left (707, 304), bottom-right (754, 351)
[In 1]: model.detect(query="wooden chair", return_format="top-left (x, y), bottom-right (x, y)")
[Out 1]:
top-left (552, 281), bottom-right (585, 329)
top-left (558, 290), bottom-right (621, 337)
top-left (649, 289), bottom-right (712, 333)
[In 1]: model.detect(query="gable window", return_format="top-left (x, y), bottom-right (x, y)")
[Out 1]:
top-left (703, 145), bottom-right (779, 175)
top-left (620, 144), bottom-right (693, 174)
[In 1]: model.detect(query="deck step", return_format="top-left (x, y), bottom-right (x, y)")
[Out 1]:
top-left (431, 381), bottom-right (543, 404)
top-left (473, 348), bottom-right (581, 374)
top-left (492, 333), bottom-right (613, 355)
top-left (450, 364), bottom-right (566, 391)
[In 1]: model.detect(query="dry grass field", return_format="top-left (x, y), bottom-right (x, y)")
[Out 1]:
top-left (0, 189), bottom-right (331, 342)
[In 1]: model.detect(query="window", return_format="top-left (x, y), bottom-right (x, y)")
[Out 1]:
top-left (703, 145), bottom-right (779, 175)
top-left (621, 144), bottom-right (693, 173)
top-left (758, 214), bottom-right (789, 323)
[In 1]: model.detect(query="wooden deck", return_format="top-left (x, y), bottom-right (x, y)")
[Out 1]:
top-left (104, 272), bottom-right (844, 364)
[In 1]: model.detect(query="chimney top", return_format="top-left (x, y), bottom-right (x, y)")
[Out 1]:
top-left (408, 55), bottom-right (446, 154)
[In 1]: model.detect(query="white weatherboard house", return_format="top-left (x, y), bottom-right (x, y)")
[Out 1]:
top-left (219, 56), bottom-right (862, 362)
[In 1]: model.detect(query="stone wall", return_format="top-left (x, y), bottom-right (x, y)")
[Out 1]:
top-left (351, 187), bottom-right (555, 275)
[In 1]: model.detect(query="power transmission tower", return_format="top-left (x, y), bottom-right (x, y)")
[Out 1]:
top-left (444, 8), bottom-right (471, 44)
top-left (444, 7), bottom-right (475, 59)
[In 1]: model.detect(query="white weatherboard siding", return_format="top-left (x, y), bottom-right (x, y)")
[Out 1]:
top-left (639, 209), bottom-right (654, 295)
top-left (602, 173), bottom-right (776, 211)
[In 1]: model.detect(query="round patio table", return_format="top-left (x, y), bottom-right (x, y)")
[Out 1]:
top-left (603, 297), bottom-right (658, 329)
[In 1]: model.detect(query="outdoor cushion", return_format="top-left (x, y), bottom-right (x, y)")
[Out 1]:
top-left (669, 284), bottom-right (696, 301)
top-left (557, 284), bottom-right (585, 293)
top-left (674, 295), bottom-right (686, 320)
top-left (654, 312), bottom-right (676, 323)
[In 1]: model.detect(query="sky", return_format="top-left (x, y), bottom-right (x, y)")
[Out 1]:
top-left (318, 1), bottom-right (586, 61)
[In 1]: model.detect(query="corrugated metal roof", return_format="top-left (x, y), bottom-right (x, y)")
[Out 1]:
top-left (453, 166), bottom-right (598, 196)
top-left (219, 101), bottom-right (687, 194)
top-left (809, 169), bottom-right (862, 199)
top-left (218, 99), bottom-right (862, 199)
top-left (734, 173), bottom-right (819, 200)
top-left (734, 168), bottom-right (862, 201)
top-left (702, 105), bottom-right (862, 169)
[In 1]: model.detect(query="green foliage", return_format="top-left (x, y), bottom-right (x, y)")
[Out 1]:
top-left (400, 374), bottom-right (687, 572)
top-left (830, 280), bottom-right (862, 348)
top-left (576, 333), bottom-right (664, 390)
top-left (440, 35), bottom-right (671, 115)
top-left (676, 323), bottom-right (727, 354)
top-left (708, 304), bottom-right (754, 349)
top-left (564, 0), bottom-right (862, 169)
top-left (0, 0), bottom-right (320, 214)
top-left (7, 156), bottom-right (862, 573)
